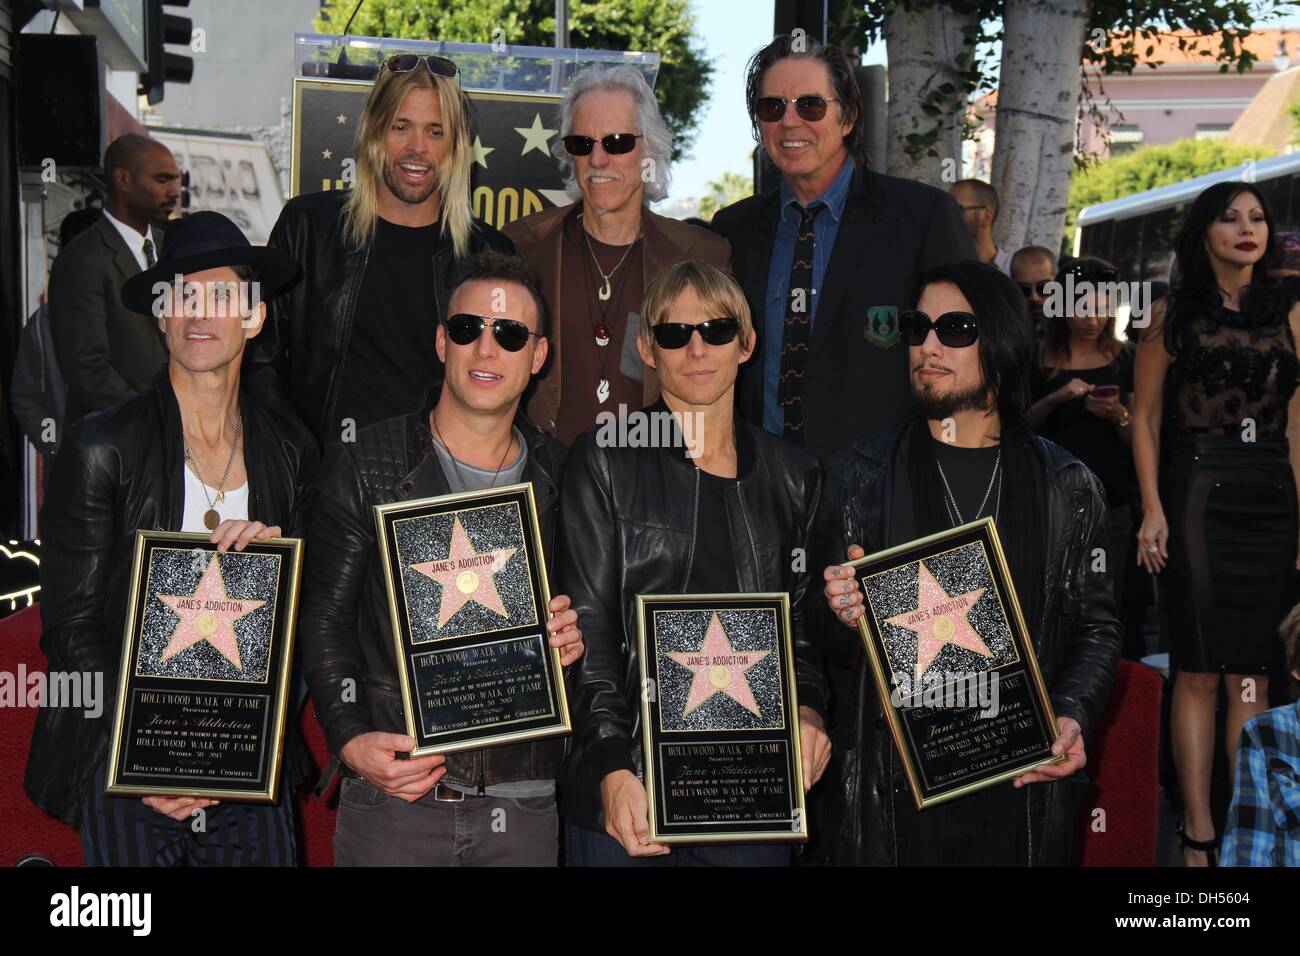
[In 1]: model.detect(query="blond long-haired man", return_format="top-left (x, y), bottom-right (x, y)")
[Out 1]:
top-left (252, 54), bottom-right (513, 446)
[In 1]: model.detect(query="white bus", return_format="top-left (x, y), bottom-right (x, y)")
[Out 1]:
top-left (1073, 151), bottom-right (1300, 282)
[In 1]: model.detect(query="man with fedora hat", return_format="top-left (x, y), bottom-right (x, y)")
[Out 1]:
top-left (26, 211), bottom-right (319, 866)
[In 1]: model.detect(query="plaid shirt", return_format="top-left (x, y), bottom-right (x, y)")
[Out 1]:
top-left (1222, 700), bottom-right (1300, 867)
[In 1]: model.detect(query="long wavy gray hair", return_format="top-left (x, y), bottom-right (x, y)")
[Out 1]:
top-left (552, 65), bottom-right (672, 204)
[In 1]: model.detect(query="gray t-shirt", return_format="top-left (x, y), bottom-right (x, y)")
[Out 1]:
top-left (430, 427), bottom-right (555, 799)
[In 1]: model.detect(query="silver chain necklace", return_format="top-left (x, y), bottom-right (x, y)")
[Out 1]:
top-left (936, 446), bottom-right (1002, 526)
top-left (184, 411), bottom-right (242, 531)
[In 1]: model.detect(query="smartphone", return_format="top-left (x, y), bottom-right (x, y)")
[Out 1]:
top-left (1092, 384), bottom-right (1120, 398)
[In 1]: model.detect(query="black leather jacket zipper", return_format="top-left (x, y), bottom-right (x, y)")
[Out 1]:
top-left (735, 483), bottom-right (763, 589)
top-left (321, 246), bottom-right (370, 438)
top-left (679, 466), bottom-right (701, 590)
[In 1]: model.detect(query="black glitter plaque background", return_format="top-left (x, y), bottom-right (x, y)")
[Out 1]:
top-left (863, 541), bottom-right (1020, 686)
top-left (653, 608), bottom-right (785, 733)
top-left (136, 547), bottom-right (278, 684)
top-left (395, 502), bottom-right (539, 643)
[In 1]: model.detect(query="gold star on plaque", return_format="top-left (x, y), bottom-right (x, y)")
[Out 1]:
top-left (472, 135), bottom-right (495, 169)
top-left (515, 114), bottom-right (556, 156)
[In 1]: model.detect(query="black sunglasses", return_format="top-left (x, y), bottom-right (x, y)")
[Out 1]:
top-left (650, 317), bottom-right (742, 350)
top-left (755, 95), bottom-right (838, 123)
top-left (1017, 281), bottom-right (1052, 298)
top-left (562, 133), bottom-right (642, 156)
top-left (900, 310), bottom-right (979, 348)
top-left (444, 313), bottom-right (541, 352)
top-left (384, 54), bottom-right (459, 79)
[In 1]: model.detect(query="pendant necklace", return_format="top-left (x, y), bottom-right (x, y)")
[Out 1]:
top-left (184, 410), bottom-right (243, 531)
top-left (580, 215), bottom-right (641, 405)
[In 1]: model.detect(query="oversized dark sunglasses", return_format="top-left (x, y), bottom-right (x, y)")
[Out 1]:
top-left (445, 313), bottom-right (541, 352)
top-left (900, 310), bottom-right (979, 348)
top-left (1018, 280), bottom-right (1052, 298)
top-left (650, 317), bottom-right (742, 349)
top-left (755, 94), bottom-right (838, 123)
top-left (384, 54), bottom-right (459, 79)
top-left (562, 133), bottom-right (642, 156)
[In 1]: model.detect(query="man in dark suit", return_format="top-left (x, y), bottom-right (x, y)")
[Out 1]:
top-left (48, 134), bottom-right (180, 424)
top-left (712, 36), bottom-right (974, 459)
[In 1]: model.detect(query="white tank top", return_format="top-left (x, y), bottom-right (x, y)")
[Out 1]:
top-left (181, 466), bottom-right (249, 533)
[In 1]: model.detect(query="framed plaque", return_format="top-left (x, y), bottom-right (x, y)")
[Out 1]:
top-left (636, 593), bottom-right (807, 845)
top-left (106, 532), bottom-right (303, 802)
top-left (849, 517), bottom-right (1063, 809)
top-left (374, 482), bottom-right (570, 757)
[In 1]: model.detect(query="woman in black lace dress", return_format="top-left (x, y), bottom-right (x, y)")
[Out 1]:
top-left (1133, 182), bottom-right (1300, 866)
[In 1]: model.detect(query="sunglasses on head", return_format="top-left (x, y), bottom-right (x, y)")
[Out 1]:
top-left (1063, 264), bottom-right (1119, 283)
top-left (444, 313), bottom-right (541, 352)
top-left (900, 310), bottom-right (979, 348)
top-left (1017, 280), bottom-right (1052, 298)
top-left (562, 133), bottom-right (642, 156)
top-left (755, 95), bottom-right (838, 123)
top-left (384, 54), bottom-right (459, 79)
top-left (650, 317), bottom-right (742, 349)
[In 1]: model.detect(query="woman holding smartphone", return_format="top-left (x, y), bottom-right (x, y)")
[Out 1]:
top-left (1029, 257), bottom-right (1138, 650)
top-left (1133, 182), bottom-right (1300, 867)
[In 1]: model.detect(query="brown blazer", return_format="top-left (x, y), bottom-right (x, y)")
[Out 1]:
top-left (503, 203), bottom-right (731, 436)
top-left (48, 215), bottom-right (168, 423)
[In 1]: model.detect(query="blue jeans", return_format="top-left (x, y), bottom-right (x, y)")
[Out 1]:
top-left (565, 822), bottom-right (791, 867)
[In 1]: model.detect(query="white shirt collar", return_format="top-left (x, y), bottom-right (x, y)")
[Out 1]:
top-left (102, 209), bottom-right (153, 269)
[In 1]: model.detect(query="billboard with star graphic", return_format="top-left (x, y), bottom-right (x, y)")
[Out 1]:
top-left (291, 78), bottom-right (570, 230)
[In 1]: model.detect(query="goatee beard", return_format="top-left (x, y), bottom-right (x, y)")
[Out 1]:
top-left (915, 382), bottom-right (992, 421)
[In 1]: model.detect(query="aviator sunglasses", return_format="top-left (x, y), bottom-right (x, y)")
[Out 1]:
top-left (900, 310), bottom-right (980, 348)
top-left (383, 54), bottom-right (459, 79)
top-left (650, 317), bottom-right (742, 349)
top-left (755, 94), bottom-right (839, 123)
top-left (562, 133), bottom-right (643, 156)
top-left (444, 313), bottom-right (541, 352)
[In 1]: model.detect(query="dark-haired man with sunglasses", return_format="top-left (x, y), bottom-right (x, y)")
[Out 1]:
top-left (299, 251), bottom-right (585, 866)
top-left (558, 259), bottom-right (832, 866)
top-left (504, 65), bottom-right (729, 446)
top-left (252, 53), bottom-right (512, 448)
top-left (1010, 245), bottom-right (1057, 333)
top-left (816, 259), bottom-right (1120, 866)
top-left (712, 35), bottom-right (972, 456)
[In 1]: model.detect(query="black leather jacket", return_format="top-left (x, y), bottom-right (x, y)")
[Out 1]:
top-left (299, 392), bottom-right (568, 790)
top-left (25, 371), bottom-right (320, 824)
top-left (813, 424), bottom-right (1122, 866)
top-left (250, 190), bottom-right (513, 442)
top-left (557, 407), bottom-right (828, 833)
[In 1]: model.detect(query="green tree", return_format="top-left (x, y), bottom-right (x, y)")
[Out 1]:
top-left (316, 0), bottom-right (713, 159)
top-left (697, 171), bottom-right (753, 221)
top-left (1066, 138), bottom-right (1272, 238)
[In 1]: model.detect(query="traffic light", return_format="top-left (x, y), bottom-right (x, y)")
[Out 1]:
top-left (139, 0), bottom-right (194, 106)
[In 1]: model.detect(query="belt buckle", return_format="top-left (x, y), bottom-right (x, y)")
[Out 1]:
top-left (433, 782), bottom-right (465, 802)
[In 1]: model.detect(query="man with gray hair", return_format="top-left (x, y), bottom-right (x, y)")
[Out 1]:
top-left (504, 65), bottom-right (730, 444)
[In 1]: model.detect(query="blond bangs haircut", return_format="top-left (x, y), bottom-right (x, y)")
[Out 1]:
top-left (641, 260), bottom-right (753, 345)
top-left (343, 66), bottom-right (474, 258)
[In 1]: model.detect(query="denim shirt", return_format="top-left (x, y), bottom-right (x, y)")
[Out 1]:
top-left (762, 155), bottom-right (855, 434)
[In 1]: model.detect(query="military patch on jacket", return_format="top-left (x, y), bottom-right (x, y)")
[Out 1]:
top-left (864, 305), bottom-right (900, 347)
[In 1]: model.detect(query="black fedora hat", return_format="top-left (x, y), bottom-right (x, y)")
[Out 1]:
top-left (121, 210), bottom-right (298, 316)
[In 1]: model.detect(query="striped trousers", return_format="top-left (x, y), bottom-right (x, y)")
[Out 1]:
top-left (79, 760), bottom-right (297, 867)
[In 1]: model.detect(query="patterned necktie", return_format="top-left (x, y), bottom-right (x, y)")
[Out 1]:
top-left (778, 203), bottom-right (822, 443)
top-left (143, 236), bottom-right (156, 269)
